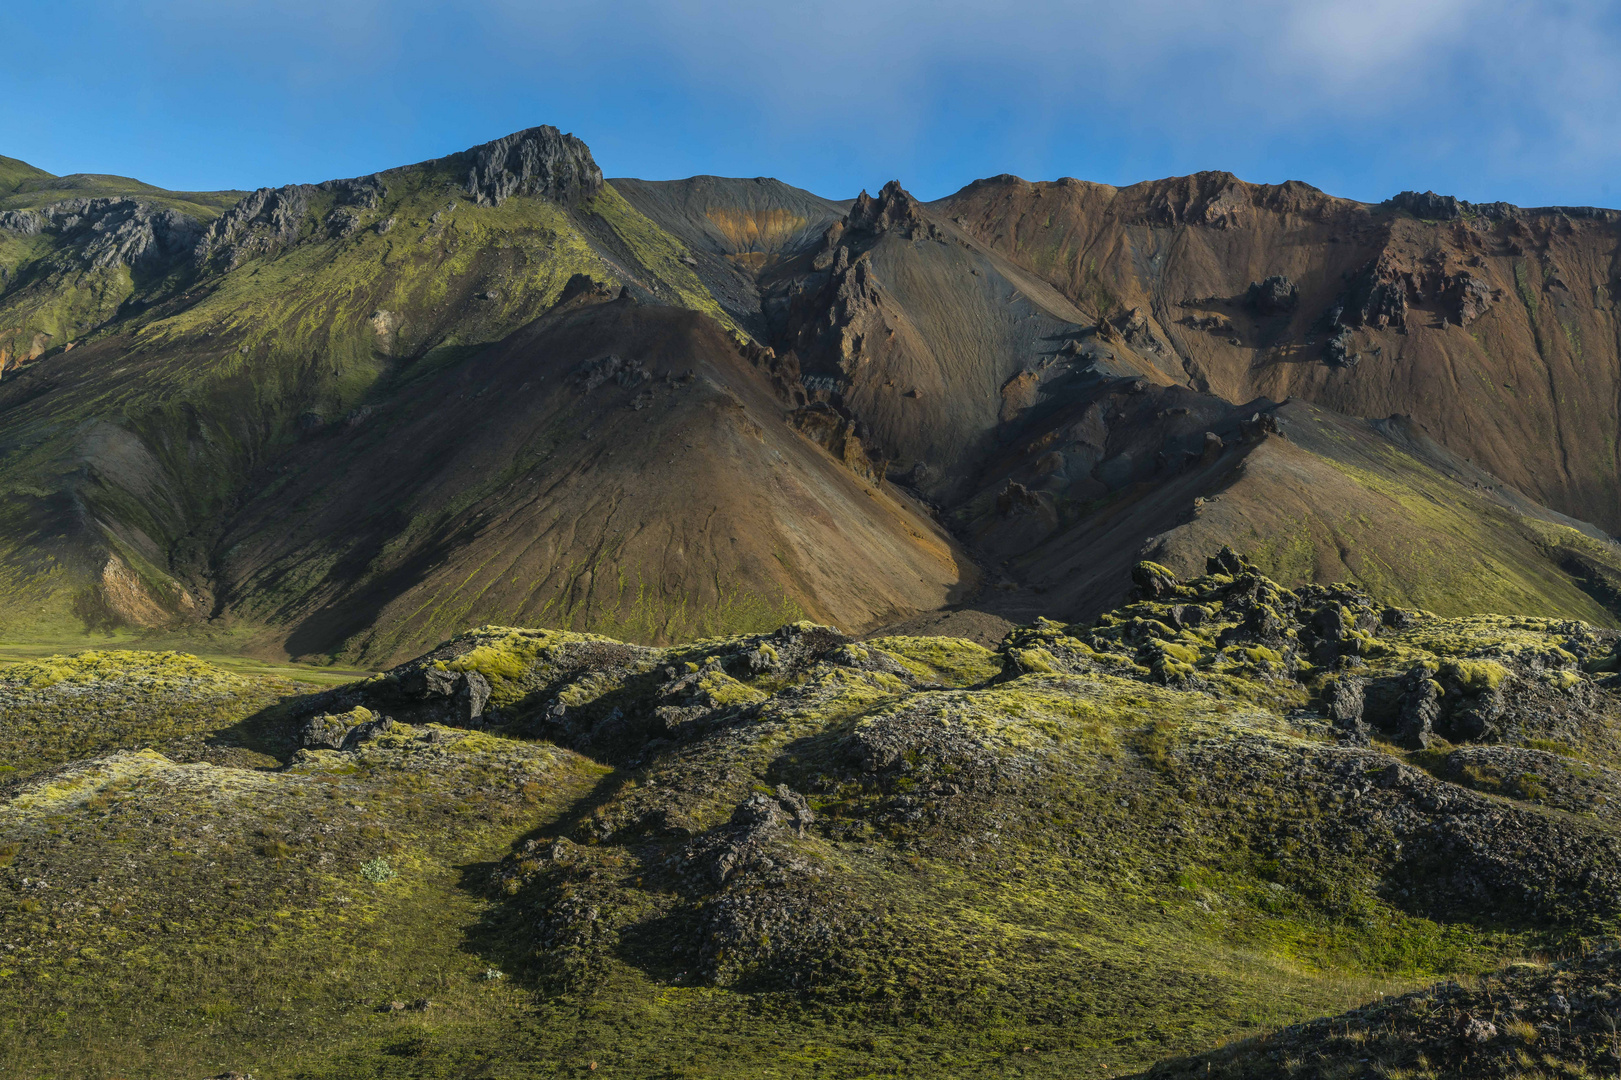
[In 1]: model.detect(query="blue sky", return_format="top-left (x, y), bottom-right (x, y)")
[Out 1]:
top-left (4, 0), bottom-right (1619, 207)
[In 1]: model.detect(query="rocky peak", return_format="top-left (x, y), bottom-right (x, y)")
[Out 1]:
top-left (1143, 171), bottom-right (1252, 228)
top-left (194, 185), bottom-right (311, 272)
top-left (1246, 275), bottom-right (1299, 315)
top-left (464, 126), bottom-right (603, 209)
top-left (844, 180), bottom-right (937, 239)
top-left (1384, 188), bottom-right (1528, 223)
top-left (842, 180), bottom-right (933, 236)
top-left (1387, 190), bottom-right (1466, 221)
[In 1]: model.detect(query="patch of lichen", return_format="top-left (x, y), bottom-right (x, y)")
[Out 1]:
top-left (434, 626), bottom-right (641, 706)
top-left (0, 649), bottom-right (297, 777)
top-left (1, 648), bottom-right (246, 690)
top-left (865, 634), bottom-right (1004, 687)
top-left (1065, 555), bottom-right (1617, 745)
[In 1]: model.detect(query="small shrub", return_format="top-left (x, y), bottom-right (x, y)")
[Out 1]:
top-left (360, 857), bottom-right (396, 883)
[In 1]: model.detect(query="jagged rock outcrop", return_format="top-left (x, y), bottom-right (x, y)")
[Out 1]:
top-left (1386, 189), bottom-right (1468, 221)
top-left (297, 659), bottom-right (493, 731)
top-left (0, 198), bottom-right (204, 272)
top-left (788, 402), bottom-right (886, 485)
top-left (1245, 274), bottom-right (1298, 314)
top-left (195, 176), bottom-right (383, 271)
top-left (464, 125), bottom-right (602, 208)
top-left (1338, 253), bottom-right (1410, 331)
top-left (841, 179), bottom-right (940, 240)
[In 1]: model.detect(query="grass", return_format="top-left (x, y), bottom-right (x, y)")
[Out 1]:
top-left (0, 720), bottom-right (602, 1078)
top-left (0, 641), bottom-right (369, 685)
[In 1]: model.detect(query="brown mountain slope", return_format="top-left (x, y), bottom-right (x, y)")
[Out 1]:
top-left (614, 176), bottom-right (1621, 631)
top-left (214, 290), bottom-right (969, 664)
top-left (770, 183), bottom-right (1130, 501)
top-left (953, 385), bottom-right (1621, 629)
top-left (610, 175), bottom-right (847, 337)
top-left (933, 173), bottom-right (1621, 533)
top-left (0, 129), bottom-right (971, 659)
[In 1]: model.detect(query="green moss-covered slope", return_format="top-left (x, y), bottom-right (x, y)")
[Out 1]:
top-left (0, 131), bottom-right (824, 651)
top-left (6, 553), bottom-right (1621, 1076)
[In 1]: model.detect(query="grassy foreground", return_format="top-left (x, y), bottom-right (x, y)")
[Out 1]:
top-left (2, 551), bottom-right (1620, 1077)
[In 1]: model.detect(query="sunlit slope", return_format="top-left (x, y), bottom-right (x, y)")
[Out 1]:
top-left (0, 132), bottom-right (744, 648)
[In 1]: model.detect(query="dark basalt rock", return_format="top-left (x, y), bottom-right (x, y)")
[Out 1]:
top-left (1238, 411), bottom-right (1283, 440)
top-left (574, 352), bottom-right (651, 392)
top-left (1323, 327), bottom-right (1358, 367)
top-left (394, 666), bottom-right (492, 724)
top-left (843, 180), bottom-right (939, 241)
top-left (1387, 190), bottom-right (1466, 220)
top-left (1246, 275), bottom-right (1299, 314)
top-left (1397, 668), bottom-right (1442, 749)
top-left (296, 709), bottom-right (406, 750)
top-left (196, 176), bottom-right (385, 271)
top-left (1, 198), bottom-right (204, 272)
top-left (1443, 269), bottom-right (1495, 325)
top-left (1324, 675), bottom-right (1369, 744)
top-left (995, 480), bottom-right (1042, 517)
top-left (464, 125), bottom-right (603, 209)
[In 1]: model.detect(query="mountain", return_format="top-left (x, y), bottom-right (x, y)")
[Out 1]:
top-left (0, 126), bottom-right (1618, 669)
top-left (0, 130), bottom-right (963, 662)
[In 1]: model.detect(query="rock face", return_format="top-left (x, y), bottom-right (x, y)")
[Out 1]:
top-left (1245, 275), bottom-right (1298, 314)
top-left (933, 172), bottom-right (1621, 534)
top-left (787, 402), bottom-right (886, 485)
top-left (0, 198), bottom-right (204, 272)
top-left (841, 180), bottom-right (939, 240)
top-left (1386, 189), bottom-right (1468, 220)
top-left (195, 176), bottom-right (383, 271)
top-left (464, 125), bottom-right (603, 208)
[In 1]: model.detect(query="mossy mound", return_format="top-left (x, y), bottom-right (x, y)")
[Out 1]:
top-left (0, 649), bottom-right (296, 777)
top-left (1140, 947), bottom-right (1621, 1079)
top-left (0, 724), bottom-right (599, 1076)
top-left (1025, 547), bottom-right (1621, 760)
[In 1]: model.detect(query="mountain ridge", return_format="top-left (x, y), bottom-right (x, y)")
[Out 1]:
top-left (0, 126), bottom-right (1617, 666)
